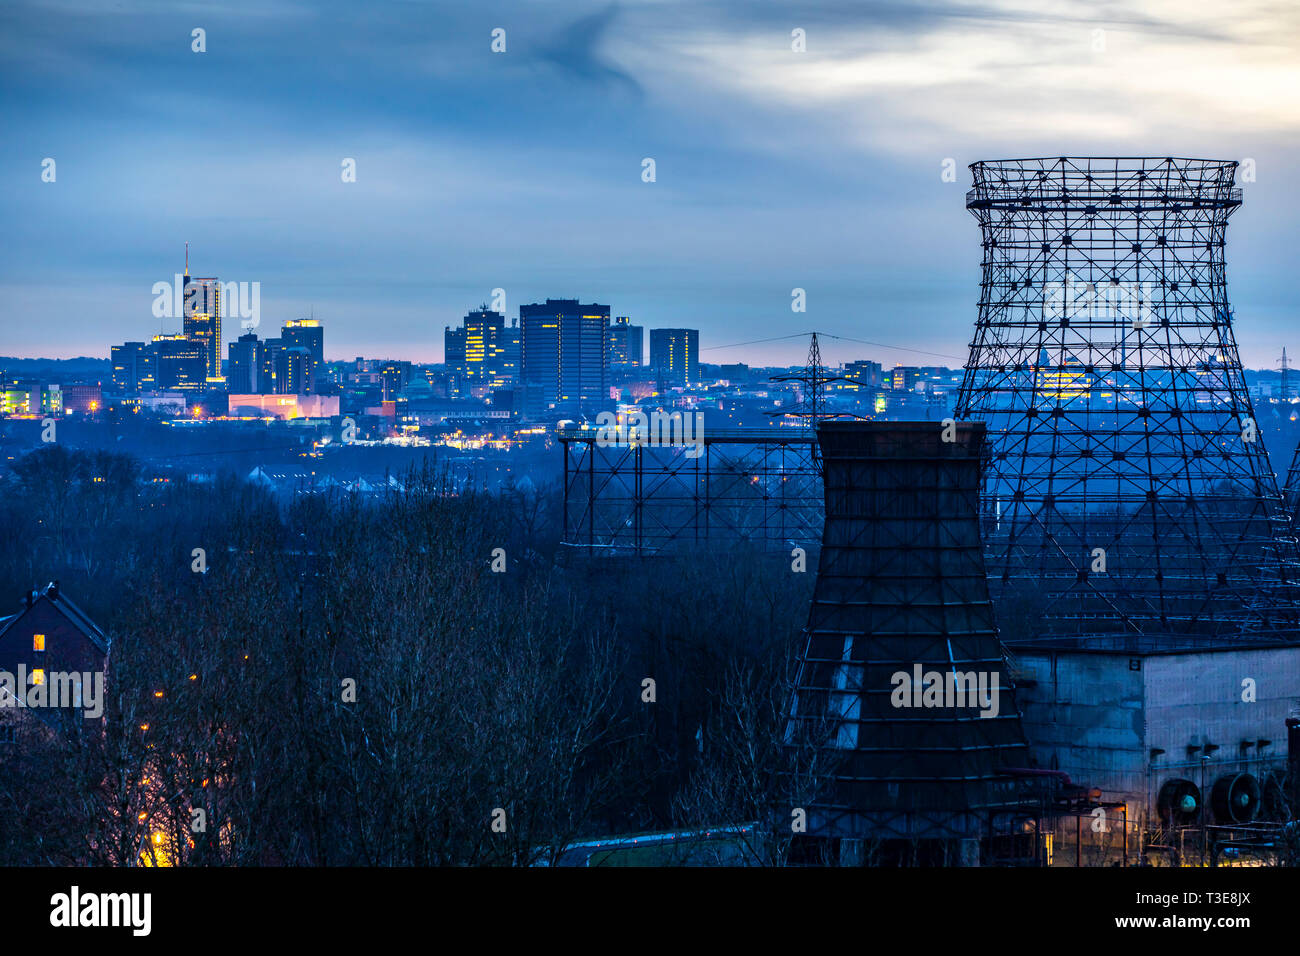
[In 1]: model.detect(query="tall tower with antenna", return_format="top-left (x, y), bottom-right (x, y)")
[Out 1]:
top-left (957, 157), bottom-right (1298, 649)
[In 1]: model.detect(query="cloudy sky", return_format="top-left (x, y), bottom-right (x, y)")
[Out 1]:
top-left (3, 0), bottom-right (1299, 367)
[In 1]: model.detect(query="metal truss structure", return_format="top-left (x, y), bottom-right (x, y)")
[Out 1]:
top-left (957, 157), bottom-right (1300, 650)
top-left (1284, 439), bottom-right (1300, 519)
top-left (560, 426), bottom-right (822, 555)
top-left (786, 421), bottom-right (1042, 847)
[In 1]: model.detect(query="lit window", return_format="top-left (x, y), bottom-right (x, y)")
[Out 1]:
top-left (32, 634), bottom-right (44, 651)
top-left (32, 668), bottom-right (44, 685)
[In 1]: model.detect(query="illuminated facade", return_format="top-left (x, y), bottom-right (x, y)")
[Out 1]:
top-left (650, 328), bottom-right (698, 387)
top-left (520, 298), bottom-right (609, 416)
top-left (182, 273), bottom-right (223, 384)
top-left (608, 316), bottom-right (644, 368)
top-left (227, 393), bottom-right (339, 419)
top-left (111, 341), bottom-right (153, 395)
top-left (283, 318), bottom-right (324, 389)
top-left (150, 334), bottom-right (207, 391)
top-left (444, 307), bottom-right (518, 398)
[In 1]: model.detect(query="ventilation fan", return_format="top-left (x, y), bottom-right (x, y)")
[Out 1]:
top-left (1156, 778), bottom-right (1200, 826)
top-left (1210, 773), bottom-right (1261, 824)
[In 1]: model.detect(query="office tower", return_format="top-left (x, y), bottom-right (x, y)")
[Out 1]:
top-left (519, 298), bottom-right (609, 416)
top-left (150, 334), bottom-right (207, 391)
top-left (227, 332), bottom-right (265, 394)
top-left (649, 328), bottom-right (699, 386)
top-left (445, 306), bottom-right (519, 398)
top-left (958, 156), bottom-right (1299, 647)
top-left (182, 262), bottom-right (223, 384)
top-left (259, 338), bottom-right (312, 395)
top-left (444, 325), bottom-right (466, 382)
top-left (609, 315), bottom-right (644, 368)
top-left (380, 361), bottom-right (412, 401)
top-left (283, 318), bottom-right (324, 390)
top-left (111, 341), bottom-right (152, 395)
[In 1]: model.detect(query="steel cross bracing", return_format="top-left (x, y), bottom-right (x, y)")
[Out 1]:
top-left (560, 428), bottom-right (823, 556)
top-left (1284, 438), bottom-right (1300, 520)
top-left (957, 157), bottom-right (1300, 650)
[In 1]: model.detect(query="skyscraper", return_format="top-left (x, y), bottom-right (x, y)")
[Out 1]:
top-left (283, 318), bottom-right (324, 390)
top-left (111, 341), bottom-right (152, 395)
top-left (227, 332), bottom-right (265, 394)
top-left (150, 334), bottom-right (206, 391)
top-left (608, 316), bottom-right (644, 368)
top-left (519, 298), bottom-right (609, 416)
top-left (444, 306), bottom-right (519, 398)
top-left (260, 337), bottom-right (312, 395)
top-left (182, 257), bottom-right (223, 384)
top-left (649, 328), bottom-right (699, 386)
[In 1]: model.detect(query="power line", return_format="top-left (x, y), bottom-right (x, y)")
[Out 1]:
top-left (701, 330), bottom-right (964, 362)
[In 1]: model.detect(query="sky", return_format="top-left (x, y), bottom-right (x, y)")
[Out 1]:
top-left (2, 0), bottom-right (1299, 368)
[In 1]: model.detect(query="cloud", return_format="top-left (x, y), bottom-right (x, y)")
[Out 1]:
top-left (537, 4), bottom-right (643, 96)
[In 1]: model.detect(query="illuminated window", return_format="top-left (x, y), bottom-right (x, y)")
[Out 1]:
top-left (33, 634), bottom-right (44, 651)
top-left (32, 668), bottom-right (44, 686)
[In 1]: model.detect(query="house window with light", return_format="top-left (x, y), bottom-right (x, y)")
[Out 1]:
top-left (32, 633), bottom-right (44, 652)
top-left (32, 668), bottom-right (45, 685)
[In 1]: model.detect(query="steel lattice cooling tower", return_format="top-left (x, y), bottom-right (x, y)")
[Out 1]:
top-left (957, 157), bottom-right (1299, 650)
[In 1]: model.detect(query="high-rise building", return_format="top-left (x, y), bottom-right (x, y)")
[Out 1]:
top-left (609, 316), bottom-right (644, 368)
top-left (519, 298), bottom-right (609, 416)
top-left (151, 334), bottom-right (207, 391)
top-left (111, 341), bottom-right (153, 395)
top-left (182, 266), bottom-right (223, 384)
top-left (227, 332), bottom-right (265, 394)
top-left (380, 361), bottom-right (413, 401)
top-left (444, 307), bottom-right (519, 398)
top-left (283, 319), bottom-right (324, 390)
top-left (649, 328), bottom-right (699, 386)
top-left (259, 338), bottom-right (313, 395)
top-left (444, 326), bottom-right (466, 375)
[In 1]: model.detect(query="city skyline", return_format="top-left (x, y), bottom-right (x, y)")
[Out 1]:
top-left (6, 1), bottom-right (1300, 367)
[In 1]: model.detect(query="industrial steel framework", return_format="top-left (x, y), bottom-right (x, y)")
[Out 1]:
top-left (560, 427), bottom-right (822, 555)
top-left (957, 157), bottom-right (1300, 650)
top-left (786, 421), bottom-right (1050, 850)
top-left (1284, 438), bottom-right (1300, 519)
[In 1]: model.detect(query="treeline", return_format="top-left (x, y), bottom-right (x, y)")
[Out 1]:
top-left (0, 445), bottom-right (816, 865)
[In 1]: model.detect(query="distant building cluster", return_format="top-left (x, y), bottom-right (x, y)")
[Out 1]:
top-left (8, 250), bottom-right (1291, 448)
